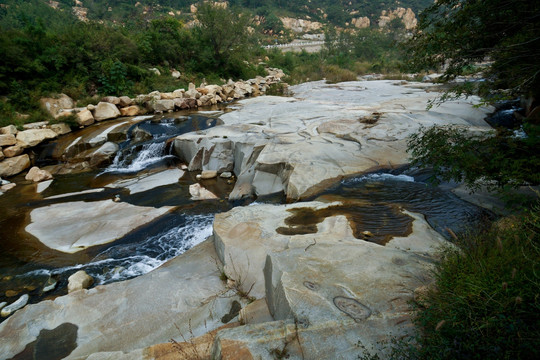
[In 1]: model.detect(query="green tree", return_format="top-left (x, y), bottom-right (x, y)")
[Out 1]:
top-left (193, 2), bottom-right (257, 77)
top-left (407, 0), bottom-right (540, 99)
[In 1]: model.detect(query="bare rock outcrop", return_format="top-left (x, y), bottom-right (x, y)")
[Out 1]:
top-left (378, 8), bottom-right (417, 30)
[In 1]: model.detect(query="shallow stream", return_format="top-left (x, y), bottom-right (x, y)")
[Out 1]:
top-left (0, 106), bottom-right (491, 318)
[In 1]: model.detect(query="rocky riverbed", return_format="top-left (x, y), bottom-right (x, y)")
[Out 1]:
top-left (0, 79), bottom-right (494, 359)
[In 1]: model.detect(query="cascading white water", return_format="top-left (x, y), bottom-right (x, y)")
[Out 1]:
top-left (106, 140), bottom-right (173, 173)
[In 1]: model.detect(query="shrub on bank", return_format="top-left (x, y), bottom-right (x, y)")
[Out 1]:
top-left (400, 206), bottom-right (540, 359)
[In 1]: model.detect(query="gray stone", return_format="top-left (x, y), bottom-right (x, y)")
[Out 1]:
top-left (0, 154), bottom-right (31, 177)
top-left (93, 102), bottom-right (121, 121)
top-left (152, 99), bottom-right (175, 112)
top-left (174, 80), bottom-right (493, 201)
top-left (25, 200), bottom-right (174, 253)
top-left (16, 129), bottom-right (58, 148)
top-left (1, 294), bottom-right (29, 317)
top-left (67, 270), bottom-right (94, 293)
top-left (131, 126), bottom-right (152, 144)
top-left (106, 168), bottom-right (184, 195)
top-left (220, 172), bottom-right (233, 179)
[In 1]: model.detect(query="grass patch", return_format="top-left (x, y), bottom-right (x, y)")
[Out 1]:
top-left (401, 206), bottom-right (540, 359)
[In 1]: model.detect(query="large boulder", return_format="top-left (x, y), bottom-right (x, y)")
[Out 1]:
top-left (0, 134), bottom-right (17, 147)
top-left (40, 94), bottom-right (75, 118)
top-left (118, 96), bottom-right (133, 107)
top-left (76, 109), bottom-right (95, 126)
top-left (67, 270), bottom-right (94, 293)
top-left (0, 149), bottom-right (3, 161)
top-left (16, 129), bottom-right (57, 148)
top-left (152, 99), bottom-right (175, 112)
top-left (2, 145), bottom-right (23, 158)
top-left (0, 125), bottom-right (18, 135)
top-left (0, 154), bottom-right (31, 177)
top-left (120, 105), bottom-right (143, 117)
top-left (93, 102), bottom-right (121, 121)
top-left (25, 166), bottom-right (53, 183)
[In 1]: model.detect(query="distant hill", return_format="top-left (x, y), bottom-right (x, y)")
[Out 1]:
top-left (1, 0), bottom-right (433, 29)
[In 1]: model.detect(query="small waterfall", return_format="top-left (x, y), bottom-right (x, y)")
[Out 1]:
top-left (106, 139), bottom-right (173, 174)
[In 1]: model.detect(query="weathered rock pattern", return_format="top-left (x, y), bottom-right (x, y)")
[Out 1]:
top-left (0, 240), bottom-right (241, 359)
top-left (25, 200), bottom-right (175, 253)
top-left (174, 80), bottom-right (493, 200)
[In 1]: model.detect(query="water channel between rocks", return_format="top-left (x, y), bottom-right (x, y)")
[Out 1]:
top-left (0, 105), bottom-right (491, 321)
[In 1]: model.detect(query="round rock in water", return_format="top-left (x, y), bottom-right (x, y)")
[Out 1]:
top-left (68, 270), bottom-right (94, 293)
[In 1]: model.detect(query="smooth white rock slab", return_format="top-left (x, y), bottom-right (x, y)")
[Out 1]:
top-left (36, 179), bottom-right (53, 193)
top-left (45, 188), bottom-right (105, 200)
top-left (25, 200), bottom-right (174, 253)
top-left (1, 295), bottom-right (29, 317)
top-left (106, 168), bottom-right (184, 194)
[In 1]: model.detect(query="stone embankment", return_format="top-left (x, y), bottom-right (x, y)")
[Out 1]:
top-left (0, 68), bottom-right (286, 193)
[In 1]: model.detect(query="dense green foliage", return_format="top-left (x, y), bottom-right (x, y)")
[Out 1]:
top-left (18, 0), bottom-right (432, 26)
top-left (407, 126), bottom-right (540, 192)
top-left (0, 1), bottom-right (265, 126)
top-left (407, 0), bottom-right (540, 100)
top-left (402, 208), bottom-right (540, 359)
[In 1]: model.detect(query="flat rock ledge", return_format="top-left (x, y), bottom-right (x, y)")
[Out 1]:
top-left (174, 80), bottom-right (493, 200)
top-left (25, 200), bottom-right (175, 253)
top-left (1, 201), bottom-right (448, 359)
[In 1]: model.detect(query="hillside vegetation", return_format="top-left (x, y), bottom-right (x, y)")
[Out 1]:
top-left (0, 0), bottom-right (413, 128)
